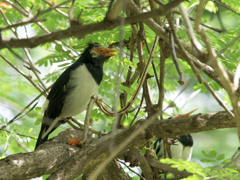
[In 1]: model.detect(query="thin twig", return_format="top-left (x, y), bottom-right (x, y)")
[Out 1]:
top-left (170, 8), bottom-right (223, 33)
top-left (212, 0), bottom-right (240, 16)
top-left (85, 6), bottom-right (108, 9)
top-left (0, 18), bottom-right (45, 31)
top-left (63, 118), bottom-right (82, 130)
top-left (178, 3), bottom-right (202, 51)
top-left (216, 5), bottom-right (225, 32)
top-left (166, 13), bottom-right (203, 84)
top-left (194, 0), bottom-right (206, 31)
top-left (142, 29), bottom-right (161, 92)
top-left (69, 0), bottom-right (75, 21)
top-left (0, 54), bottom-right (43, 93)
top-left (217, 33), bottom-right (240, 57)
top-left (37, 0), bottom-right (72, 17)
top-left (36, 22), bottom-right (76, 57)
top-left (130, 93), bottom-right (144, 126)
top-left (117, 159), bottom-right (146, 179)
top-left (16, 101), bottom-right (39, 123)
top-left (233, 64), bottom-right (240, 89)
top-left (71, 117), bottom-right (106, 136)
top-left (2, 129), bottom-right (36, 140)
top-left (42, 0), bottom-right (69, 17)
top-left (168, 28), bottom-right (184, 85)
top-left (181, 14), bottom-right (223, 33)
top-left (12, 136), bottom-right (31, 152)
top-left (158, 39), bottom-right (166, 119)
top-left (163, 78), bottom-right (195, 113)
top-left (14, 0), bottom-right (28, 13)
top-left (81, 95), bottom-right (97, 144)
top-left (231, 147), bottom-right (240, 160)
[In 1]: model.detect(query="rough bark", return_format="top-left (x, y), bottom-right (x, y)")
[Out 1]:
top-left (0, 111), bottom-right (236, 180)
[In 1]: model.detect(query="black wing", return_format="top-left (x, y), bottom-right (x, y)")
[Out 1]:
top-left (35, 62), bottom-right (83, 150)
top-left (46, 61), bottom-right (83, 119)
top-left (179, 134), bottom-right (193, 147)
top-left (153, 138), bottom-right (163, 159)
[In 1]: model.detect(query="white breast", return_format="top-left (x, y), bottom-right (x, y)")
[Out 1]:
top-left (60, 64), bottom-right (99, 117)
top-left (181, 146), bottom-right (193, 161)
top-left (156, 138), bottom-right (192, 161)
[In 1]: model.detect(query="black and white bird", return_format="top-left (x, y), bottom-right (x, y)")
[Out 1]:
top-left (153, 110), bottom-right (196, 161)
top-left (35, 42), bottom-right (116, 150)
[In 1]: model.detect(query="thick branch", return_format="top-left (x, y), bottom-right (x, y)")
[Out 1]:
top-left (0, 111), bottom-right (236, 180)
top-left (0, 0), bottom-right (183, 49)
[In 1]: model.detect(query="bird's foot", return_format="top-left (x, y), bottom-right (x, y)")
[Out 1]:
top-left (66, 129), bottom-right (81, 146)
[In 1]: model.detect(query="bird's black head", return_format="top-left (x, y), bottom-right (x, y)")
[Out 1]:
top-left (79, 42), bottom-right (116, 67)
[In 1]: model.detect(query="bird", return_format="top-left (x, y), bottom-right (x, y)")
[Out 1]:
top-left (35, 42), bottom-right (116, 150)
top-left (153, 109), bottom-right (196, 161)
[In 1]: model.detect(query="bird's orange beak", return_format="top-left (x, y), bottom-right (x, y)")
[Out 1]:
top-left (93, 47), bottom-right (117, 57)
top-left (174, 109), bottom-right (197, 118)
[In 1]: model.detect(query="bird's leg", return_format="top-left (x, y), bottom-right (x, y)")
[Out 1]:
top-left (63, 118), bottom-right (82, 146)
top-left (167, 138), bottom-right (178, 146)
top-left (163, 138), bottom-right (168, 179)
top-left (165, 138), bottom-right (173, 159)
top-left (62, 117), bottom-right (82, 130)
top-left (42, 117), bottom-right (60, 138)
top-left (66, 129), bottom-right (81, 146)
top-left (81, 95), bottom-right (96, 145)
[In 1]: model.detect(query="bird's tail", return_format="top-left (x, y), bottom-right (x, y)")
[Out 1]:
top-left (35, 116), bottom-right (64, 150)
top-left (35, 121), bottom-right (50, 150)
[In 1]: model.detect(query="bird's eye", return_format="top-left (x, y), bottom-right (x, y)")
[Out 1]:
top-left (99, 50), bottom-right (103, 52)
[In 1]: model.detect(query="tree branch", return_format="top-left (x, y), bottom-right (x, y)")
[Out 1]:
top-left (0, 111), bottom-right (237, 180)
top-left (0, 0), bottom-right (183, 49)
top-left (0, 18), bottom-right (45, 31)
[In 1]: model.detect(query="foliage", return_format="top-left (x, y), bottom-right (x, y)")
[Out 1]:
top-left (160, 149), bottom-right (240, 180)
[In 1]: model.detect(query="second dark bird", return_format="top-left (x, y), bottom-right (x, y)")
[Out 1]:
top-left (153, 109), bottom-right (196, 161)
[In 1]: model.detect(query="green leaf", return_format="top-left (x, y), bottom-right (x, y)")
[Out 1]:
top-left (216, 154), bottom-right (226, 161)
top-left (27, 111), bottom-right (39, 118)
top-left (208, 165), bottom-right (220, 169)
top-left (35, 107), bottom-right (42, 113)
top-left (221, 158), bottom-right (231, 166)
top-left (193, 83), bottom-right (206, 93)
top-left (35, 117), bottom-right (42, 125)
top-left (91, 109), bottom-right (98, 117)
top-left (225, 165), bottom-right (238, 170)
top-left (202, 149), bottom-right (217, 157)
top-left (200, 159), bottom-right (216, 163)
top-left (55, 44), bottom-right (62, 52)
top-left (58, 63), bottom-right (70, 67)
top-left (177, 165), bottom-right (185, 171)
top-left (202, 150), bottom-right (211, 157)
top-left (229, 170), bottom-right (240, 174)
top-left (210, 149), bottom-right (217, 157)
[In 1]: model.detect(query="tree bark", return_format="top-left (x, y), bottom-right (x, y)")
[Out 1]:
top-left (0, 111), bottom-right (236, 179)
